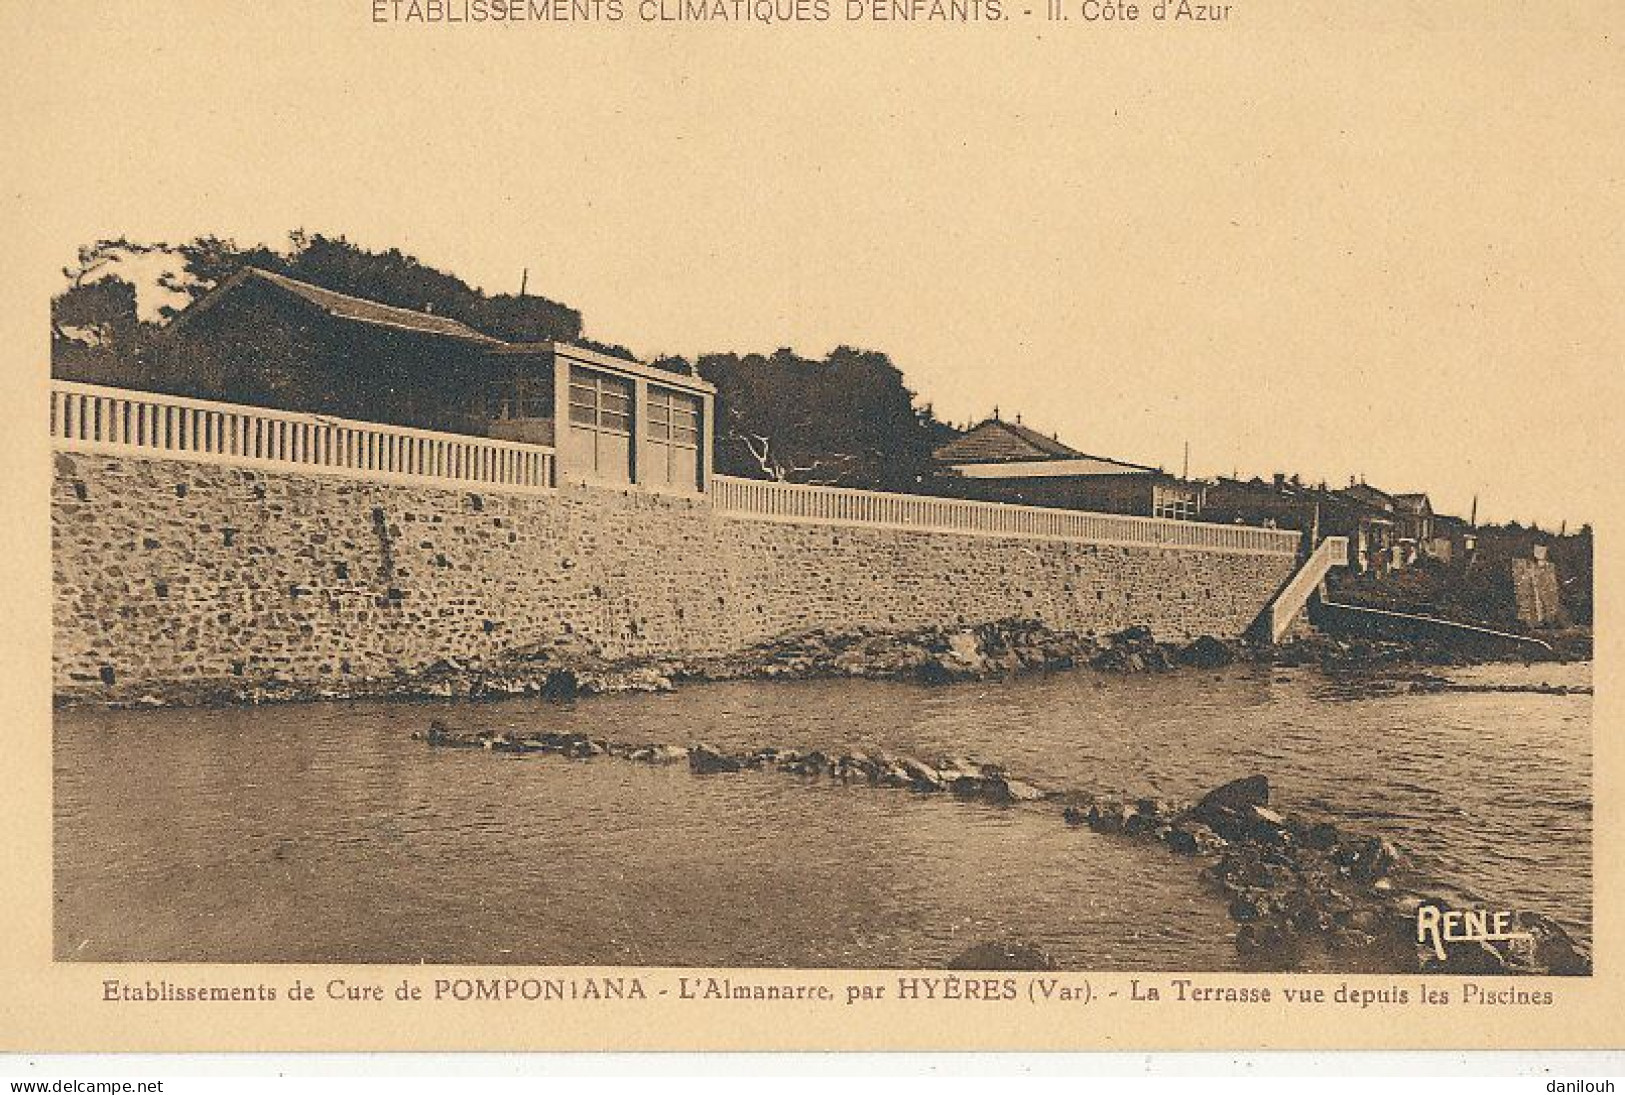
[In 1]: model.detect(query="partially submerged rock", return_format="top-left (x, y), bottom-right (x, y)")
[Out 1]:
top-left (1412, 900), bottom-right (1592, 977)
top-left (688, 743), bottom-right (743, 774)
top-left (1180, 635), bottom-right (1237, 669)
top-left (629, 743), bottom-right (691, 764)
top-left (1090, 626), bottom-right (1179, 673)
top-left (947, 940), bottom-right (1057, 971)
top-left (1165, 820), bottom-right (1225, 856)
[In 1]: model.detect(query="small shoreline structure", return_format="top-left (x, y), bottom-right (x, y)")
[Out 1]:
top-left (1402, 677), bottom-right (1591, 697)
top-left (415, 716), bottom-right (1591, 977)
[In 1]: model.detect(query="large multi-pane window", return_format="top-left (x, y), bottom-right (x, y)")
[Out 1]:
top-left (568, 367), bottom-right (632, 431)
top-left (645, 386), bottom-right (702, 490)
top-left (1153, 484), bottom-right (1200, 521)
top-left (563, 366), bottom-right (634, 483)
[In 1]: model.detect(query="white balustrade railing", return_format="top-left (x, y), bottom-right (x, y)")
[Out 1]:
top-left (50, 381), bottom-right (554, 492)
top-left (711, 475), bottom-right (1303, 556)
top-left (49, 381), bottom-right (1324, 555)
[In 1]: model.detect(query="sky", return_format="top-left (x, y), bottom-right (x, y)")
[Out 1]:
top-left (6, 1), bottom-right (1622, 529)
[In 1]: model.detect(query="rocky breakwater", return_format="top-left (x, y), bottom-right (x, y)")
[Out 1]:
top-left (499, 620), bottom-right (1238, 693)
top-left (1403, 676), bottom-right (1592, 697)
top-left (73, 620), bottom-right (1246, 710)
top-left (1269, 629), bottom-right (1592, 672)
top-left (1066, 775), bottom-right (1590, 976)
top-left (418, 720), bottom-right (1051, 805)
top-left (416, 722), bottom-right (1589, 975)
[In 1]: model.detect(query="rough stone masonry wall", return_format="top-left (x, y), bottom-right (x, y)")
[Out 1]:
top-left (52, 452), bottom-right (1299, 697)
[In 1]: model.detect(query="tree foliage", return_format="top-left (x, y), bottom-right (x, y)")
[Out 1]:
top-left (51, 239), bottom-right (167, 386)
top-left (693, 346), bottom-right (957, 491)
top-left (51, 231), bottom-right (603, 369)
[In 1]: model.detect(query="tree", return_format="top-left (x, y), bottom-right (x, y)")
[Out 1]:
top-left (154, 235), bottom-right (285, 318)
top-left (51, 273), bottom-right (139, 345)
top-left (696, 346), bottom-right (956, 491)
top-left (51, 240), bottom-right (166, 387)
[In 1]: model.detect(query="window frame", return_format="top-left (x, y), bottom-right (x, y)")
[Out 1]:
top-left (1153, 484), bottom-right (1199, 521)
top-left (568, 366), bottom-right (634, 436)
top-left (645, 387), bottom-right (701, 448)
top-left (644, 384), bottom-right (704, 490)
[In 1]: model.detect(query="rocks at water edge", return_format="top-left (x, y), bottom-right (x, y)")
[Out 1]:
top-left (1087, 626), bottom-right (1176, 674)
top-left (419, 722), bottom-right (1058, 808)
top-left (626, 743), bottom-right (690, 764)
top-left (688, 743), bottom-right (743, 774)
top-left (1268, 630), bottom-right (1589, 671)
top-left (1178, 634), bottom-right (1237, 669)
top-left (69, 609), bottom-right (1587, 713)
top-left (1185, 775), bottom-right (1290, 845)
top-left (163, 622), bottom-right (1235, 710)
top-left (688, 621), bottom-right (1242, 688)
top-left (1072, 770), bottom-right (1591, 976)
top-left (415, 721), bottom-right (1592, 976)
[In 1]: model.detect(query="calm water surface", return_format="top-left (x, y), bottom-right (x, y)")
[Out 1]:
top-left (55, 660), bottom-right (1590, 969)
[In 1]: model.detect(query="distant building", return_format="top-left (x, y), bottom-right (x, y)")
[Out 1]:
top-left (1335, 483), bottom-right (1441, 571)
top-left (1201, 474), bottom-right (1318, 532)
top-left (930, 415), bottom-right (1204, 519)
top-left (1203, 474), bottom-right (1447, 575)
top-left (155, 267), bottom-right (714, 492)
top-left (1392, 492), bottom-right (1436, 542)
top-left (1428, 513), bottom-right (1477, 565)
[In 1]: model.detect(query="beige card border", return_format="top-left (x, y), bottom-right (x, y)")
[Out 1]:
top-left (1, 0), bottom-right (1620, 1053)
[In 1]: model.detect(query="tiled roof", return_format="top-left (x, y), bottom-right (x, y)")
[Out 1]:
top-left (174, 266), bottom-right (499, 344)
top-left (932, 418), bottom-right (1084, 463)
top-left (1391, 492), bottom-right (1432, 514)
top-left (1338, 483), bottom-right (1397, 511)
top-left (249, 268), bottom-right (498, 342)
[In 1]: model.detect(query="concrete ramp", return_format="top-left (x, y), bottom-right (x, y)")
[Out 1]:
top-left (1315, 601), bottom-right (1553, 653)
top-left (1260, 536), bottom-right (1349, 643)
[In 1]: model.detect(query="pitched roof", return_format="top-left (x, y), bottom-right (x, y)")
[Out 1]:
top-left (1338, 483), bottom-right (1397, 511)
top-left (171, 266), bottom-right (499, 344)
top-left (932, 418), bottom-right (1085, 463)
top-left (1392, 492), bottom-right (1433, 515)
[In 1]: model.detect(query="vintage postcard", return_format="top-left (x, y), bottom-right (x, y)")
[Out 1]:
top-left (1, 0), bottom-right (1621, 1056)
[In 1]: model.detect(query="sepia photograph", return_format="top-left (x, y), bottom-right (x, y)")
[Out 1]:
top-left (49, 246), bottom-right (1594, 977)
top-left (6, 0), bottom-right (1623, 1062)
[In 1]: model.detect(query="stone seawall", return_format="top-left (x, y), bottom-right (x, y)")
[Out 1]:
top-left (52, 452), bottom-right (1299, 699)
